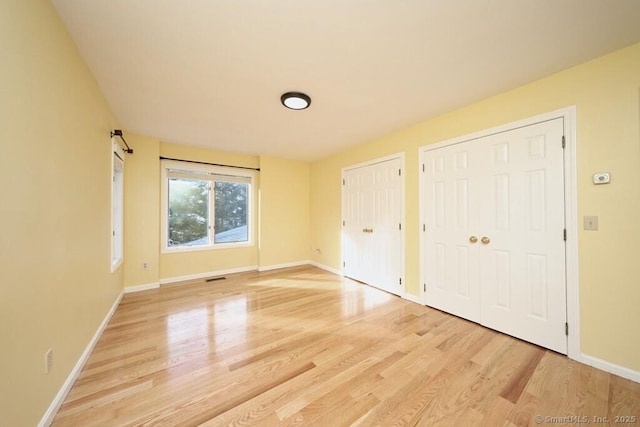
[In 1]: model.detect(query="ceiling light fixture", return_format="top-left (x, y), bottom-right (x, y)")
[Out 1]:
top-left (281, 92), bottom-right (311, 110)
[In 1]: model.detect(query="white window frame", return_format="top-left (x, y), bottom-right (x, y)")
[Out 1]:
top-left (111, 140), bottom-right (125, 272)
top-left (161, 160), bottom-right (254, 253)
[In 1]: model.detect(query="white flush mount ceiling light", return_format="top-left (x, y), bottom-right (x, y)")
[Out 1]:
top-left (281, 92), bottom-right (311, 110)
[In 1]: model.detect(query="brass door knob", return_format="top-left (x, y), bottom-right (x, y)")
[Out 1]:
top-left (469, 236), bottom-right (478, 244)
top-left (481, 236), bottom-right (490, 245)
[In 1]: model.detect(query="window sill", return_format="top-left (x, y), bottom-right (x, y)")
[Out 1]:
top-left (161, 241), bottom-right (254, 254)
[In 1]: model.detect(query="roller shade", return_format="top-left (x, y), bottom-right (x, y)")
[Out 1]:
top-left (166, 168), bottom-right (252, 184)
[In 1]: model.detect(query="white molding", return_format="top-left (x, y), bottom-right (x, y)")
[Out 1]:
top-left (124, 282), bottom-right (160, 293)
top-left (110, 141), bottom-right (124, 273)
top-left (578, 353), bottom-right (640, 384)
top-left (418, 106), bottom-right (580, 358)
top-left (420, 107), bottom-right (576, 152)
top-left (563, 106), bottom-right (581, 361)
top-left (418, 141), bottom-right (427, 305)
top-left (399, 154), bottom-right (406, 295)
top-left (38, 291), bottom-right (124, 427)
top-left (258, 260), bottom-right (310, 272)
top-left (309, 261), bottom-right (343, 276)
top-left (341, 152), bottom-right (406, 172)
top-left (159, 265), bottom-right (257, 285)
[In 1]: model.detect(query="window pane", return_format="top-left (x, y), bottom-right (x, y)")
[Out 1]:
top-left (168, 179), bottom-right (209, 247)
top-left (214, 182), bottom-right (248, 243)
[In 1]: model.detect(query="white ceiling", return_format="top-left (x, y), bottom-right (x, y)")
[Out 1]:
top-left (52, 0), bottom-right (640, 161)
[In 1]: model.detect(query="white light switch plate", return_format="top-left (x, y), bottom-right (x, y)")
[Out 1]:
top-left (584, 216), bottom-right (598, 231)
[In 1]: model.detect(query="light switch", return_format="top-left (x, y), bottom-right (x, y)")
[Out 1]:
top-left (584, 216), bottom-right (598, 231)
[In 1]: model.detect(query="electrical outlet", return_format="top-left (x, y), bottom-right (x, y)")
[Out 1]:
top-left (584, 216), bottom-right (598, 231)
top-left (593, 172), bottom-right (610, 185)
top-left (45, 348), bottom-right (53, 374)
top-left (143, 262), bottom-right (148, 269)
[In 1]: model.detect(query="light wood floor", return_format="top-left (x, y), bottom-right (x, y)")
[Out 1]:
top-left (53, 266), bottom-right (639, 426)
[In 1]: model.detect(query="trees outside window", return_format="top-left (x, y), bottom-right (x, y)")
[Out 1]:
top-left (168, 179), bottom-right (209, 246)
top-left (162, 161), bottom-right (252, 251)
top-left (214, 182), bottom-right (247, 243)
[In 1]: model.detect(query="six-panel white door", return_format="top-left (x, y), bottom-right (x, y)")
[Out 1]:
top-left (343, 164), bottom-right (375, 285)
top-left (422, 118), bottom-right (567, 354)
top-left (343, 158), bottom-right (403, 296)
top-left (478, 119), bottom-right (566, 353)
top-left (422, 142), bottom-right (481, 322)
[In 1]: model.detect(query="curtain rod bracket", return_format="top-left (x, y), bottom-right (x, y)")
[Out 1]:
top-left (110, 129), bottom-right (134, 154)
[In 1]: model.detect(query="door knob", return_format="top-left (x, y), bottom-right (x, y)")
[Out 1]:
top-left (481, 236), bottom-right (490, 245)
top-left (469, 236), bottom-right (478, 244)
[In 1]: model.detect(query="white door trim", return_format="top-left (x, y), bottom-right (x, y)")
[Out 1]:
top-left (343, 152), bottom-right (406, 172)
top-left (342, 152), bottom-right (406, 296)
top-left (419, 106), bottom-right (580, 361)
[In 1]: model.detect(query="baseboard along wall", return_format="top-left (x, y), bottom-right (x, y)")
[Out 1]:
top-left (38, 291), bottom-right (124, 427)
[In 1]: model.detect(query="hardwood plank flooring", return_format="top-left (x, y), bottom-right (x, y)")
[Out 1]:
top-left (52, 266), bottom-right (640, 426)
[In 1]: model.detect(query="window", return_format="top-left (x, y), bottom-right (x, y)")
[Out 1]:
top-left (161, 160), bottom-right (253, 251)
top-left (111, 142), bottom-right (124, 271)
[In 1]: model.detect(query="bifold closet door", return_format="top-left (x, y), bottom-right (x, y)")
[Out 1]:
top-left (343, 158), bottom-right (403, 296)
top-left (423, 118), bottom-right (567, 354)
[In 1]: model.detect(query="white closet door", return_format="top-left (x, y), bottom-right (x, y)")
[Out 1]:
top-left (343, 165), bottom-right (374, 285)
top-left (423, 143), bottom-right (481, 322)
top-left (343, 157), bottom-right (403, 296)
top-left (369, 159), bottom-right (403, 295)
top-left (479, 118), bottom-right (567, 353)
top-left (422, 118), bottom-right (567, 354)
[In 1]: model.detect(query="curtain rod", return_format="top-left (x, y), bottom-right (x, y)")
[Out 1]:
top-left (160, 156), bottom-right (260, 172)
top-left (110, 130), bottom-right (133, 154)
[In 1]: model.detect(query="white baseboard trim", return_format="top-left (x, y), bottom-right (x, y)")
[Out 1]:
top-left (403, 292), bottom-right (423, 305)
top-left (578, 353), bottom-right (640, 383)
top-left (159, 265), bottom-right (258, 285)
top-left (308, 261), bottom-right (343, 276)
top-left (258, 260), bottom-right (310, 272)
top-left (124, 282), bottom-right (160, 293)
top-left (38, 290), bottom-right (124, 427)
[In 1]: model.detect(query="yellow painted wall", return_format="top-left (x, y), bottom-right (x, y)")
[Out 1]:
top-left (124, 141), bottom-right (263, 284)
top-left (124, 134), bottom-right (161, 287)
top-left (258, 156), bottom-right (310, 268)
top-left (160, 142), bottom-right (259, 170)
top-left (0, 1), bottom-right (122, 425)
top-left (310, 43), bottom-right (640, 372)
top-left (124, 143), bottom-right (312, 283)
